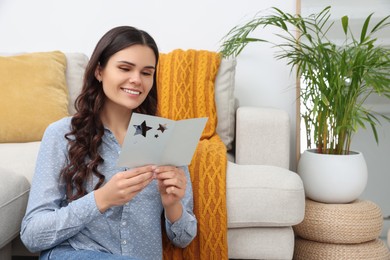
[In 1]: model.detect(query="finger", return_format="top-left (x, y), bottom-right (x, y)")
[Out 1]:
top-left (167, 186), bottom-right (175, 194)
top-left (157, 174), bottom-right (186, 191)
top-left (155, 167), bottom-right (184, 179)
top-left (155, 170), bottom-right (175, 180)
top-left (128, 171), bottom-right (154, 186)
top-left (123, 165), bottom-right (156, 179)
top-left (161, 178), bottom-right (185, 189)
top-left (154, 165), bottom-right (177, 174)
top-left (122, 173), bottom-right (154, 194)
top-left (116, 170), bottom-right (154, 192)
top-left (165, 185), bottom-right (186, 196)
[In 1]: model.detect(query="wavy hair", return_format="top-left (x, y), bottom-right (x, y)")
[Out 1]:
top-left (61, 26), bottom-right (159, 201)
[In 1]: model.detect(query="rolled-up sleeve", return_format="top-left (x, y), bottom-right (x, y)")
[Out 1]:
top-left (164, 166), bottom-right (197, 247)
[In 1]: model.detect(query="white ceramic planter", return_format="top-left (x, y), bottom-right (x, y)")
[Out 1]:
top-left (298, 149), bottom-right (368, 204)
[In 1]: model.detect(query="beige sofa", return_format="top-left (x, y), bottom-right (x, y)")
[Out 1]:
top-left (0, 52), bottom-right (305, 259)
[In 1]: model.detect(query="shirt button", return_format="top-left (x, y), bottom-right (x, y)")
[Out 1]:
top-left (122, 240), bottom-right (127, 245)
top-left (122, 221), bottom-right (127, 226)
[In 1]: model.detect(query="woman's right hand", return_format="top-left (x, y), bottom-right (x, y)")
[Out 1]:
top-left (94, 165), bottom-right (156, 213)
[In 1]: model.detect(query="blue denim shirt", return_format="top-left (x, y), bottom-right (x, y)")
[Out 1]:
top-left (21, 117), bottom-right (197, 260)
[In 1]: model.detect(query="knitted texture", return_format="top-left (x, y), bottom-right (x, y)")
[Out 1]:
top-left (157, 49), bottom-right (228, 260)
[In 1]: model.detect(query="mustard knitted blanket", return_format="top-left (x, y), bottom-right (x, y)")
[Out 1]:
top-left (157, 49), bottom-right (228, 260)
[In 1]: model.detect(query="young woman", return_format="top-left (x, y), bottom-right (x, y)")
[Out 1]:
top-left (21, 26), bottom-right (197, 260)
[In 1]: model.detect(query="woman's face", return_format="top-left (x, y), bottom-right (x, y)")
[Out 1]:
top-left (96, 44), bottom-right (156, 113)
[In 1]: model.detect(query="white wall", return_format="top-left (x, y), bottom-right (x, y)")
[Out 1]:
top-left (0, 0), bottom-right (298, 168)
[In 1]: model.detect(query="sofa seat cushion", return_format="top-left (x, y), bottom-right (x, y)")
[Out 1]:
top-left (226, 161), bottom-right (305, 228)
top-left (0, 142), bottom-right (41, 184)
top-left (228, 227), bottom-right (294, 260)
top-left (0, 170), bottom-right (30, 248)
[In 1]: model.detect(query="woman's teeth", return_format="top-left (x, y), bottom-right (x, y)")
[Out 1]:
top-left (122, 88), bottom-right (140, 95)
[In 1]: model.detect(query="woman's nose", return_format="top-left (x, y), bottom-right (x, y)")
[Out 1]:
top-left (129, 72), bottom-right (141, 85)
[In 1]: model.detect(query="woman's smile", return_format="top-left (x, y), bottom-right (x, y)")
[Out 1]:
top-left (121, 87), bottom-right (141, 95)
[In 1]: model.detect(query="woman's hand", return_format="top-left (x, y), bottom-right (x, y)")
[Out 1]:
top-left (155, 166), bottom-right (187, 222)
top-left (94, 165), bottom-right (155, 213)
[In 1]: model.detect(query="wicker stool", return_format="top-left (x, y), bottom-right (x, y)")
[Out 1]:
top-left (294, 199), bottom-right (383, 244)
top-left (293, 199), bottom-right (390, 259)
top-left (294, 237), bottom-right (390, 260)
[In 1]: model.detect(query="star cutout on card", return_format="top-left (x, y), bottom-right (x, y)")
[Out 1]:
top-left (157, 123), bottom-right (167, 133)
top-left (133, 120), bottom-right (152, 137)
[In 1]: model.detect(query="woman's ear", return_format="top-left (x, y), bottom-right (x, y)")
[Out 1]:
top-left (95, 65), bottom-right (102, 83)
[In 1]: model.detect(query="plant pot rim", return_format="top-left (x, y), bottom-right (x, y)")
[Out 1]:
top-left (304, 149), bottom-right (362, 156)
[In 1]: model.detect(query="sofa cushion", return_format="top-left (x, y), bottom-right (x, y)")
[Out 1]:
top-left (215, 58), bottom-right (236, 151)
top-left (64, 53), bottom-right (89, 115)
top-left (0, 51), bottom-right (69, 142)
top-left (226, 161), bottom-right (305, 227)
top-left (0, 170), bottom-right (30, 248)
top-left (228, 227), bottom-right (294, 259)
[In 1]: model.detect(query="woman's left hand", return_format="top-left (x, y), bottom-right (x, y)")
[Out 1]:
top-left (155, 166), bottom-right (186, 222)
top-left (155, 166), bottom-right (186, 206)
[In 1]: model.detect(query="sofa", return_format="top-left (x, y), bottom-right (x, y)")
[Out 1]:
top-left (0, 51), bottom-right (305, 259)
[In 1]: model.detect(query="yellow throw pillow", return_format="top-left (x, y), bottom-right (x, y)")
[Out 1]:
top-left (0, 51), bottom-right (69, 142)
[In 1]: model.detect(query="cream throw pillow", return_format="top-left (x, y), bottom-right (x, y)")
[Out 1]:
top-left (0, 51), bottom-right (69, 142)
top-left (215, 58), bottom-right (236, 151)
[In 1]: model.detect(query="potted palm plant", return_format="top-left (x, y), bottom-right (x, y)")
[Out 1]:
top-left (220, 6), bottom-right (390, 203)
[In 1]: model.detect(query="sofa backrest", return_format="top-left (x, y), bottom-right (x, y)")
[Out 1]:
top-left (64, 52), bottom-right (236, 151)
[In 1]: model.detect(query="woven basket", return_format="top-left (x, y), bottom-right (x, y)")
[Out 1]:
top-left (294, 238), bottom-right (390, 260)
top-left (294, 199), bottom-right (383, 244)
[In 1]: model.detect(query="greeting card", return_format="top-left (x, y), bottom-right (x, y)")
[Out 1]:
top-left (117, 113), bottom-right (208, 168)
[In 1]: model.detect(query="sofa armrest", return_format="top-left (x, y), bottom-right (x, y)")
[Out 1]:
top-left (235, 106), bottom-right (290, 168)
top-left (0, 170), bottom-right (30, 249)
top-left (0, 142), bottom-right (40, 184)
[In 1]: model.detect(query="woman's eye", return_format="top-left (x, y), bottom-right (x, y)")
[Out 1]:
top-left (142, 72), bottom-right (152, 76)
top-left (119, 67), bottom-right (129, 71)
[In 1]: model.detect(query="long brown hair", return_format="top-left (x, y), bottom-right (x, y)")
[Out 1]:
top-left (61, 26), bottom-right (159, 201)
